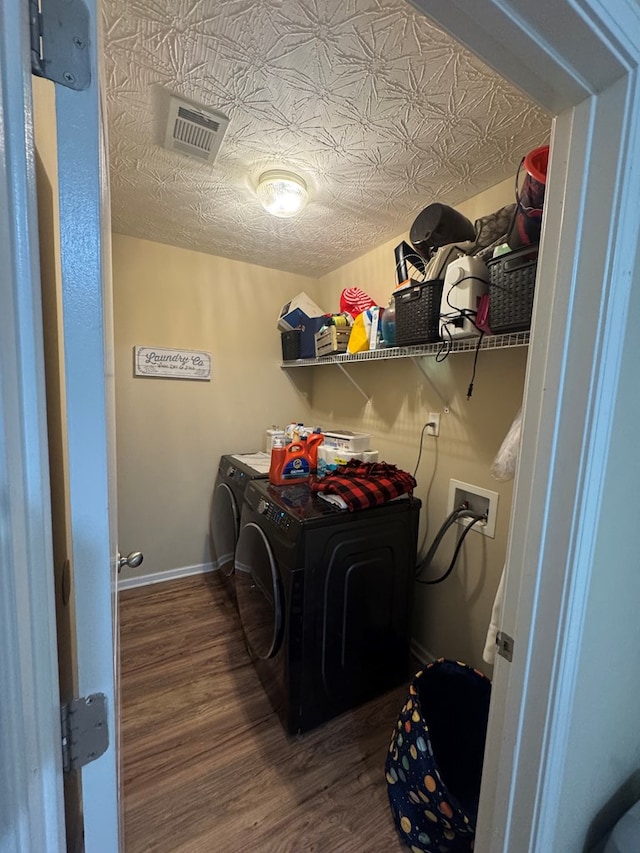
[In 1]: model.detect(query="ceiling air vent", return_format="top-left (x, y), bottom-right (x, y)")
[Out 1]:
top-left (163, 96), bottom-right (229, 163)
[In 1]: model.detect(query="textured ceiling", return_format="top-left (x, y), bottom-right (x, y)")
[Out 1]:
top-left (102, 0), bottom-right (551, 277)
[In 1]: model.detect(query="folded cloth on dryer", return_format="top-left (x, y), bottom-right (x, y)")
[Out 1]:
top-left (310, 460), bottom-right (416, 512)
top-left (316, 492), bottom-right (349, 510)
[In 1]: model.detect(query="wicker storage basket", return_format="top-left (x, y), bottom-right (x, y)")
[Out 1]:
top-left (394, 279), bottom-right (444, 346)
top-left (487, 245), bottom-right (538, 334)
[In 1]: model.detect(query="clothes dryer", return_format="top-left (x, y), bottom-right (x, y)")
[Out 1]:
top-left (210, 452), bottom-right (270, 605)
top-left (235, 479), bottom-right (421, 734)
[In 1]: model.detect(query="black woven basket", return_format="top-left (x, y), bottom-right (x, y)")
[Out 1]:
top-left (487, 245), bottom-right (538, 334)
top-left (280, 329), bottom-right (301, 361)
top-left (394, 279), bottom-right (444, 346)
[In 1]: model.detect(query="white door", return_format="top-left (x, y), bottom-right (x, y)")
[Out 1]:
top-left (0, 1), bottom-right (120, 851)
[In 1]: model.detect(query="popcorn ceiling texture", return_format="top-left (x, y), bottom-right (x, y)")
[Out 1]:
top-left (103, 0), bottom-right (551, 277)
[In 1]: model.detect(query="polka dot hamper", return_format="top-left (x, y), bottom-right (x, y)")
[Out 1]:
top-left (385, 658), bottom-right (492, 853)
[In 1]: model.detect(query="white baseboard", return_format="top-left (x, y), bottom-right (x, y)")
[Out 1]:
top-left (117, 561), bottom-right (217, 591)
top-left (411, 637), bottom-right (436, 667)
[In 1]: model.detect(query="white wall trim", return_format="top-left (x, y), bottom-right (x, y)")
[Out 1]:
top-left (118, 561), bottom-right (217, 591)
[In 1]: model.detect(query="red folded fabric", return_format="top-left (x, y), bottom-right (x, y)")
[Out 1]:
top-left (311, 460), bottom-right (417, 512)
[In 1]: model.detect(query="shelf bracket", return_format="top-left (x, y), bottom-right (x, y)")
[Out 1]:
top-left (334, 362), bottom-right (370, 402)
top-left (410, 356), bottom-right (450, 410)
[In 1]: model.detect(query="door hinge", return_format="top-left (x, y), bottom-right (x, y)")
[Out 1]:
top-left (61, 693), bottom-right (109, 773)
top-left (496, 631), bottom-right (514, 662)
top-left (29, 0), bottom-right (91, 91)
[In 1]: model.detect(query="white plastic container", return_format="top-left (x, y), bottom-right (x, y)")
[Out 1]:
top-left (265, 428), bottom-right (285, 452)
top-left (316, 445), bottom-right (378, 478)
top-left (321, 430), bottom-right (371, 453)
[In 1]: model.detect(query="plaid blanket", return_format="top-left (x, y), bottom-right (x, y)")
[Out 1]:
top-left (310, 460), bottom-right (417, 512)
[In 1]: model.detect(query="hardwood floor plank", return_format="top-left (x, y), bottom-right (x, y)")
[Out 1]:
top-left (120, 573), bottom-right (407, 852)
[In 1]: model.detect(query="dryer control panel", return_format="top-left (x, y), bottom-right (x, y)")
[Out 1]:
top-left (225, 464), bottom-right (246, 484)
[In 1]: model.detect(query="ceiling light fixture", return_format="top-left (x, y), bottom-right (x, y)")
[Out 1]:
top-left (256, 170), bottom-right (308, 218)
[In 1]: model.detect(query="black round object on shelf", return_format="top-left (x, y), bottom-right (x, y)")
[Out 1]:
top-left (410, 203), bottom-right (476, 259)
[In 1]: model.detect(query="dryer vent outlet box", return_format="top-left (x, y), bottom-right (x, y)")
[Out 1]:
top-left (164, 96), bottom-right (229, 163)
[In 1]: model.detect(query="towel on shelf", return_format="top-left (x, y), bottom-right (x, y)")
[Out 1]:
top-left (310, 460), bottom-right (416, 512)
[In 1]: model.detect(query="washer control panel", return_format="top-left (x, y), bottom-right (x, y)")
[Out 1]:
top-left (258, 497), bottom-right (292, 532)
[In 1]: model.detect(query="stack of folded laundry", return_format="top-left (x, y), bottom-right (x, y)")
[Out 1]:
top-left (310, 460), bottom-right (416, 511)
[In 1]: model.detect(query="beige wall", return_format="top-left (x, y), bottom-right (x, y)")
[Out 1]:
top-left (113, 176), bottom-right (524, 674)
top-left (112, 235), bottom-right (314, 580)
top-left (307, 175), bottom-right (525, 674)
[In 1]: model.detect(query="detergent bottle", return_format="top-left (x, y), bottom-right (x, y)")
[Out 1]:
top-left (269, 438), bottom-right (311, 485)
top-left (305, 430), bottom-right (325, 473)
top-left (269, 435), bottom-right (287, 485)
top-left (284, 421), bottom-right (305, 443)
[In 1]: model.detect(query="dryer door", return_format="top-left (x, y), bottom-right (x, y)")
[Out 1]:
top-left (235, 521), bottom-right (283, 659)
top-left (210, 482), bottom-right (240, 577)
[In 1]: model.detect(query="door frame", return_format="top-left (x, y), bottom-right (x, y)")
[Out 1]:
top-left (0, 4), bottom-right (66, 850)
top-left (54, 7), bottom-right (120, 847)
top-left (3, 0), bottom-right (640, 849)
top-left (412, 0), bottom-right (640, 848)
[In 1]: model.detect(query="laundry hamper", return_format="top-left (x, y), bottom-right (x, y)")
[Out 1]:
top-left (385, 658), bottom-right (491, 853)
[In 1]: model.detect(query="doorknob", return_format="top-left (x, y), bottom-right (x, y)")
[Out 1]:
top-left (117, 550), bottom-right (143, 573)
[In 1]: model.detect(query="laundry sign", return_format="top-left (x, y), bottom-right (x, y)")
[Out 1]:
top-left (134, 346), bottom-right (211, 380)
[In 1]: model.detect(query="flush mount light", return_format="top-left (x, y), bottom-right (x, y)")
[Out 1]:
top-left (256, 170), bottom-right (308, 218)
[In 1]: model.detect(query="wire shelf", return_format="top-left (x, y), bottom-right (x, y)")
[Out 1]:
top-left (280, 331), bottom-right (530, 367)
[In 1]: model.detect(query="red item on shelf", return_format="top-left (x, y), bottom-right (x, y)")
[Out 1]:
top-left (339, 287), bottom-right (376, 319)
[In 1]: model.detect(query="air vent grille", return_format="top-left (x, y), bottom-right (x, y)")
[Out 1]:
top-left (164, 97), bottom-right (229, 163)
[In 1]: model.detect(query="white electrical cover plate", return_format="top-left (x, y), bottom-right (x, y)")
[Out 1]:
top-left (447, 478), bottom-right (499, 538)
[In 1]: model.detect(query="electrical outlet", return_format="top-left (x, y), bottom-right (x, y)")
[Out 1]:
top-left (447, 479), bottom-right (499, 538)
top-left (427, 412), bottom-right (440, 437)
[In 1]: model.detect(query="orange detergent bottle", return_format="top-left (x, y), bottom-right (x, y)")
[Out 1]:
top-left (269, 438), bottom-right (311, 485)
top-left (305, 431), bottom-right (325, 473)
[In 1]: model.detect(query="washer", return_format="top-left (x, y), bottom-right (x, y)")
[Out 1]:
top-left (210, 453), bottom-right (271, 605)
top-left (235, 479), bottom-right (421, 734)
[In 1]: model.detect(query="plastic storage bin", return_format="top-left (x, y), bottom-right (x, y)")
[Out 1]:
top-left (281, 330), bottom-right (301, 361)
top-left (322, 430), bottom-right (371, 453)
top-left (487, 244), bottom-right (538, 333)
top-left (386, 658), bottom-right (491, 852)
top-left (394, 279), bottom-right (445, 346)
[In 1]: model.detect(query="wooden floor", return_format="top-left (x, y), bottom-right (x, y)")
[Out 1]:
top-left (119, 573), bottom-right (409, 852)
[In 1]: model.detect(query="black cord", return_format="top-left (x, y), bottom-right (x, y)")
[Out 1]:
top-left (467, 332), bottom-right (484, 399)
top-left (413, 421), bottom-right (434, 479)
top-left (435, 322), bottom-right (452, 362)
top-left (437, 274), bottom-right (488, 366)
top-left (443, 274), bottom-right (489, 315)
top-left (416, 425), bottom-right (439, 554)
top-left (416, 513), bottom-right (486, 585)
